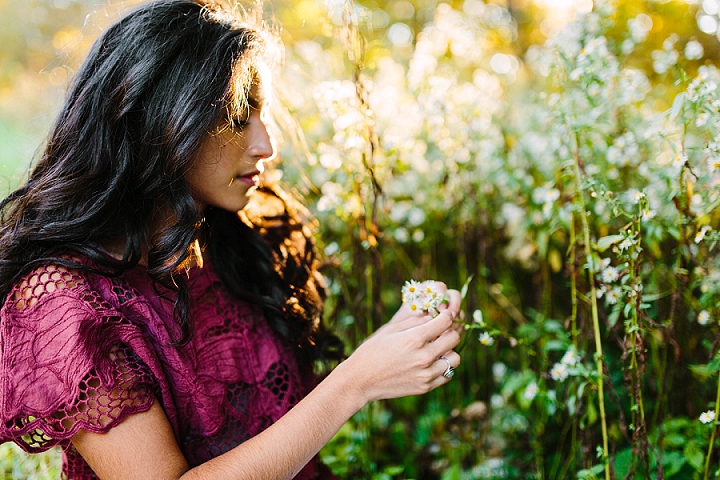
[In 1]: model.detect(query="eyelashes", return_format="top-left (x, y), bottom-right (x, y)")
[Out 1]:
top-left (228, 113), bottom-right (251, 129)
top-left (213, 113), bottom-right (250, 136)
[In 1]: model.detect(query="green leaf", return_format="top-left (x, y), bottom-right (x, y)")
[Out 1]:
top-left (543, 339), bottom-right (567, 353)
top-left (382, 466), bottom-right (405, 476)
top-left (683, 441), bottom-right (705, 471)
top-left (596, 235), bottom-right (624, 252)
top-left (663, 433), bottom-right (687, 448)
top-left (613, 449), bottom-right (632, 477)
top-left (689, 350), bottom-right (720, 379)
top-left (578, 463), bottom-right (606, 479)
top-left (668, 91), bottom-right (685, 122)
top-left (607, 305), bottom-right (622, 328)
top-left (543, 320), bottom-right (564, 333)
top-left (660, 451), bottom-right (686, 476)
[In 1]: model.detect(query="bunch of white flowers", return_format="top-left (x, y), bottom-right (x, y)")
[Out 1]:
top-left (401, 279), bottom-right (445, 313)
top-left (550, 347), bottom-right (583, 382)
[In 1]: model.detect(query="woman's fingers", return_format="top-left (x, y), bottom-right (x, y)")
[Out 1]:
top-left (425, 351), bottom-right (461, 389)
top-left (447, 290), bottom-right (461, 317)
top-left (414, 309), bottom-right (455, 340)
top-left (437, 351), bottom-right (461, 371)
top-left (437, 288), bottom-right (463, 332)
top-left (348, 315), bottom-right (462, 402)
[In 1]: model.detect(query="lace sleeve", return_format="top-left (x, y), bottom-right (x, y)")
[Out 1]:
top-left (0, 264), bottom-right (157, 453)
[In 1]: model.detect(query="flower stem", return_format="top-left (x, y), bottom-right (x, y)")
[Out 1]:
top-left (703, 370), bottom-right (720, 480)
top-left (573, 132), bottom-right (610, 479)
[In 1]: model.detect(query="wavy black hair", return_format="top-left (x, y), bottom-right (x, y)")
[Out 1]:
top-left (0, 0), bottom-right (343, 366)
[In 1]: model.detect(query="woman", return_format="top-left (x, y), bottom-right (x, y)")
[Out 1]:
top-left (0, 1), bottom-right (462, 478)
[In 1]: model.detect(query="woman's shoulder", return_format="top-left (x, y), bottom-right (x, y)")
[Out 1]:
top-left (0, 256), bottom-right (160, 452)
top-left (5, 257), bottom-right (91, 312)
top-left (2, 255), bottom-right (117, 320)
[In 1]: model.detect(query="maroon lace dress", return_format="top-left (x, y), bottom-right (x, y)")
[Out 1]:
top-left (0, 258), bottom-right (334, 479)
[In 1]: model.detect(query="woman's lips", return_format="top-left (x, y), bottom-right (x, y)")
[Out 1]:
top-left (236, 172), bottom-right (259, 186)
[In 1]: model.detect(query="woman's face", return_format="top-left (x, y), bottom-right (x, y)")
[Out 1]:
top-left (186, 85), bottom-right (275, 212)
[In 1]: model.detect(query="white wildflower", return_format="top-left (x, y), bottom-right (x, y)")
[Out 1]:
top-left (472, 309), bottom-right (485, 327)
top-left (685, 40), bottom-right (704, 60)
top-left (628, 283), bottom-right (643, 299)
top-left (524, 382), bottom-right (538, 401)
top-left (407, 300), bottom-right (421, 313)
top-left (619, 238), bottom-right (634, 251)
top-left (700, 410), bottom-right (716, 424)
top-left (672, 153), bottom-right (687, 170)
top-left (626, 189), bottom-right (643, 204)
top-left (550, 363), bottom-right (569, 382)
top-left (561, 348), bottom-right (579, 367)
top-left (419, 281), bottom-right (443, 311)
top-left (606, 288), bottom-right (621, 305)
top-left (697, 112), bottom-right (710, 127)
top-left (601, 266), bottom-right (620, 284)
top-left (401, 280), bottom-right (423, 303)
top-left (708, 156), bottom-right (720, 173)
top-left (628, 14), bottom-right (652, 43)
top-left (479, 332), bottom-right (495, 346)
top-left (394, 227), bottom-right (409, 243)
top-left (695, 226), bottom-right (712, 244)
top-left (642, 208), bottom-right (656, 221)
top-left (492, 362), bottom-right (507, 379)
top-left (698, 310), bottom-right (711, 326)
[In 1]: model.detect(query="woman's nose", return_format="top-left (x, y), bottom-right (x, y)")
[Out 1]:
top-left (247, 118), bottom-right (275, 164)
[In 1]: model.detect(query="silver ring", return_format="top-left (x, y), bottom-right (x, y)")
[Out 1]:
top-left (439, 356), bottom-right (455, 379)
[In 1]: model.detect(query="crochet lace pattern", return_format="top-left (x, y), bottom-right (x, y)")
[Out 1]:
top-left (0, 259), bottom-right (325, 479)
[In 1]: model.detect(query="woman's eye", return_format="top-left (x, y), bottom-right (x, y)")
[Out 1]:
top-left (230, 115), bottom-right (250, 129)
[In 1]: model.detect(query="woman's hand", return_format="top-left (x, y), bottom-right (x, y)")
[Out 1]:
top-left (336, 305), bottom-right (461, 406)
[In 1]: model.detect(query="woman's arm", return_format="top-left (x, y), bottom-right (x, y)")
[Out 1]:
top-left (72, 308), bottom-right (461, 480)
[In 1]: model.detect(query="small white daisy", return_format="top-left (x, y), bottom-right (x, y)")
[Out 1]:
top-left (698, 310), bottom-right (711, 326)
top-left (708, 156), bottom-right (720, 173)
top-left (550, 363), bottom-right (569, 382)
top-left (524, 382), bottom-right (538, 401)
top-left (601, 266), bottom-right (619, 284)
top-left (401, 280), bottom-right (422, 303)
top-left (700, 410), bottom-right (716, 424)
top-left (642, 208), bottom-right (656, 221)
top-left (561, 348), bottom-right (579, 367)
top-left (672, 153), bottom-right (688, 169)
top-left (606, 288), bottom-right (621, 305)
top-left (697, 112), bottom-right (710, 127)
top-left (479, 332), bottom-right (495, 346)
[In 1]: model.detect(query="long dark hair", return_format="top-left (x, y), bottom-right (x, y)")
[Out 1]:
top-left (0, 0), bottom-right (343, 366)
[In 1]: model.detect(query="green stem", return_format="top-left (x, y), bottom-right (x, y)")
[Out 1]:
top-left (703, 370), bottom-right (720, 480)
top-left (568, 173), bottom-right (581, 475)
top-left (570, 219), bottom-right (579, 350)
top-left (573, 132), bottom-right (610, 479)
